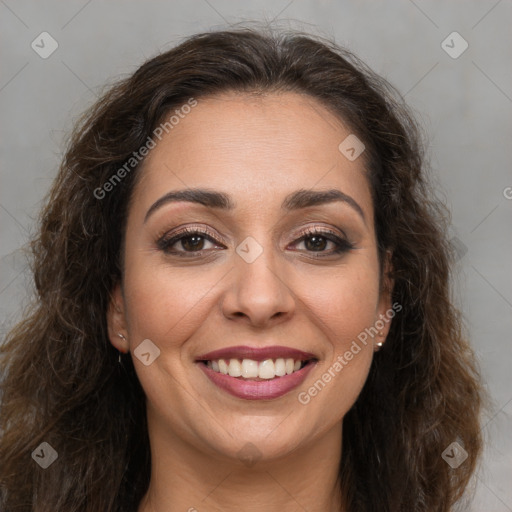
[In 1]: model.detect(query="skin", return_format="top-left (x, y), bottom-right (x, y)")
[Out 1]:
top-left (108, 91), bottom-right (393, 512)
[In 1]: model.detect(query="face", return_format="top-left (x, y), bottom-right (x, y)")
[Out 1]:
top-left (108, 91), bottom-right (392, 463)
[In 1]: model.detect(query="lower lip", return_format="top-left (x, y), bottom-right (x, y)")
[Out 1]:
top-left (197, 361), bottom-right (316, 400)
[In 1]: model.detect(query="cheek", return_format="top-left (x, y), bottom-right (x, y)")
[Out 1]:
top-left (123, 261), bottom-right (221, 346)
top-left (121, 259), bottom-right (226, 423)
top-left (294, 259), bottom-right (380, 417)
top-left (304, 259), bottom-right (381, 348)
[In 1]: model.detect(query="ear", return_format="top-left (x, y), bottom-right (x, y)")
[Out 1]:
top-left (107, 282), bottom-right (130, 353)
top-left (375, 250), bottom-right (394, 338)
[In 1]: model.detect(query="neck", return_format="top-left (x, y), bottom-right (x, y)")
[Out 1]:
top-left (138, 411), bottom-right (344, 512)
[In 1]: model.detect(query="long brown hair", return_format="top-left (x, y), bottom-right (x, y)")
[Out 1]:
top-left (0, 26), bottom-right (483, 511)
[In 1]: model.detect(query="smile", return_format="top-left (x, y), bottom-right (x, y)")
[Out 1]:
top-left (196, 345), bottom-right (318, 400)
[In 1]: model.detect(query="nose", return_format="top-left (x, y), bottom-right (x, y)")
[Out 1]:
top-left (220, 240), bottom-right (296, 328)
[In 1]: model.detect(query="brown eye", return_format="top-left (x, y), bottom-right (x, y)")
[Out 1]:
top-left (303, 235), bottom-right (329, 252)
top-left (293, 228), bottom-right (354, 255)
top-left (179, 234), bottom-right (207, 252)
top-left (157, 227), bottom-right (224, 256)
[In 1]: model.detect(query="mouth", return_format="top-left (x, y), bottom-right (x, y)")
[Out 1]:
top-left (195, 345), bottom-right (318, 400)
top-left (200, 357), bottom-right (311, 380)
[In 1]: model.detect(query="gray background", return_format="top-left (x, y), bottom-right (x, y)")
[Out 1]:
top-left (1, 0), bottom-right (511, 509)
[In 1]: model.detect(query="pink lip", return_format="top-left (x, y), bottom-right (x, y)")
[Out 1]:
top-left (197, 360), bottom-right (317, 400)
top-left (196, 345), bottom-right (316, 362)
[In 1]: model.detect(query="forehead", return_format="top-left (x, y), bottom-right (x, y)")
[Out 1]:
top-left (133, 91), bottom-right (373, 219)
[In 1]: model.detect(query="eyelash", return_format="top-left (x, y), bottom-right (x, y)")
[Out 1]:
top-left (156, 226), bottom-right (223, 257)
top-left (156, 225), bottom-right (354, 259)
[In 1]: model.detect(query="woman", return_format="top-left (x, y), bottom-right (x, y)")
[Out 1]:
top-left (0, 26), bottom-right (483, 511)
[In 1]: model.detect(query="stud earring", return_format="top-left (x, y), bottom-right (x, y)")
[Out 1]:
top-left (375, 331), bottom-right (384, 351)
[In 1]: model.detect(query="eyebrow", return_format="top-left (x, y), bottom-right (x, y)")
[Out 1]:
top-left (144, 187), bottom-right (366, 224)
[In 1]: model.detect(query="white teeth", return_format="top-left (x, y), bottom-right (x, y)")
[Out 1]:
top-left (241, 359), bottom-right (259, 378)
top-left (218, 359), bottom-right (228, 375)
top-left (207, 357), bottom-right (309, 380)
top-left (275, 358), bottom-right (286, 377)
top-left (228, 358), bottom-right (242, 377)
top-left (258, 359), bottom-right (275, 379)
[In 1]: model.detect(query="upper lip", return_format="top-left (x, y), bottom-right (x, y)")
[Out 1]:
top-left (196, 345), bottom-right (317, 362)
